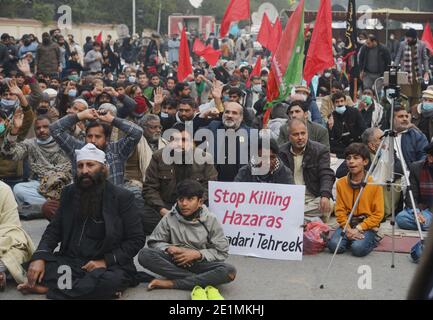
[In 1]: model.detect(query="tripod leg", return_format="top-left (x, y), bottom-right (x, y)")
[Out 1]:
top-left (394, 150), bottom-right (425, 242)
top-left (391, 181), bottom-right (395, 268)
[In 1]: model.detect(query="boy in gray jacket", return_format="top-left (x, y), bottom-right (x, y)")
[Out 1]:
top-left (138, 179), bottom-right (236, 291)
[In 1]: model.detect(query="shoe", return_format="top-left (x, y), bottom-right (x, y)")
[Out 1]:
top-left (205, 285), bottom-right (224, 300)
top-left (191, 286), bottom-right (208, 300)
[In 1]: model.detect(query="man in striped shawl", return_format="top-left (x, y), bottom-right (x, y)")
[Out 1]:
top-left (394, 28), bottom-right (431, 108)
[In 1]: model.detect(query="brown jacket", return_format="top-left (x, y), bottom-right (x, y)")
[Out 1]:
top-left (36, 41), bottom-right (61, 74)
top-left (142, 148), bottom-right (217, 211)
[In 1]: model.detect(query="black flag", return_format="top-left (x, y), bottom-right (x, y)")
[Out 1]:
top-left (343, 0), bottom-right (358, 74)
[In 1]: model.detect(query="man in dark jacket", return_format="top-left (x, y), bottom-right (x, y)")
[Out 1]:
top-left (328, 92), bottom-right (367, 158)
top-left (396, 142), bottom-right (433, 231)
top-left (393, 106), bottom-right (428, 171)
top-left (279, 119), bottom-right (335, 222)
top-left (36, 33), bottom-right (61, 77)
top-left (142, 123), bottom-right (218, 236)
top-left (17, 144), bottom-right (146, 299)
top-left (205, 102), bottom-right (252, 181)
top-left (235, 138), bottom-right (294, 184)
top-left (358, 34), bottom-right (391, 90)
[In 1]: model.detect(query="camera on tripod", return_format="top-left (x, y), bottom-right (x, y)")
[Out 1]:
top-left (383, 65), bottom-right (409, 99)
top-left (384, 65), bottom-right (409, 87)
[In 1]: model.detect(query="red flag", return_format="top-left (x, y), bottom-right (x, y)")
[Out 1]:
top-left (193, 38), bottom-right (222, 67)
top-left (257, 13), bottom-right (273, 50)
top-left (95, 31), bottom-right (102, 44)
top-left (178, 28), bottom-right (193, 82)
top-left (266, 67), bottom-right (279, 104)
top-left (246, 55), bottom-right (262, 88)
top-left (193, 38), bottom-right (207, 53)
top-left (220, 0), bottom-right (251, 38)
top-left (268, 18), bottom-right (282, 53)
top-left (422, 23), bottom-right (433, 54)
top-left (303, 0), bottom-right (334, 85)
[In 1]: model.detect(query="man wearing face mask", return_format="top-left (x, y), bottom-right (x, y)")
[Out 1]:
top-left (1, 114), bottom-right (71, 219)
top-left (18, 35), bottom-right (38, 60)
top-left (1, 60), bottom-right (42, 187)
top-left (328, 92), bottom-right (366, 158)
top-left (357, 88), bottom-right (384, 128)
top-left (412, 89), bottom-right (433, 141)
top-left (320, 81), bottom-right (355, 122)
top-left (395, 28), bottom-right (431, 107)
top-left (244, 76), bottom-right (265, 111)
top-left (35, 33), bottom-right (61, 77)
top-left (318, 68), bottom-right (339, 95)
top-left (36, 93), bottom-right (59, 121)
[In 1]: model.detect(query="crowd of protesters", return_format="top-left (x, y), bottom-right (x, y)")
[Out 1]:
top-left (1, 25), bottom-right (433, 299)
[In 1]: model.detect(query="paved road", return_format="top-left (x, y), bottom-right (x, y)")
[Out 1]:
top-left (3, 219), bottom-right (416, 300)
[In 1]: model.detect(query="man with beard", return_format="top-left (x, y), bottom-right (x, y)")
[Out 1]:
top-left (206, 102), bottom-right (252, 181)
top-left (142, 123), bottom-right (217, 236)
top-left (35, 33), bottom-right (61, 77)
top-left (395, 28), bottom-right (430, 107)
top-left (173, 82), bottom-right (191, 100)
top-left (49, 108), bottom-right (142, 186)
top-left (17, 143), bottom-right (146, 299)
top-left (393, 106), bottom-right (428, 172)
top-left (1, 115), bottom-right (71, 219)
top-left (125, 114), bottom-right (168, 185)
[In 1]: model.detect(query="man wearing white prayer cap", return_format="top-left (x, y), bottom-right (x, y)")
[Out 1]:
top-left (18, 143), bottom-right (146, 299)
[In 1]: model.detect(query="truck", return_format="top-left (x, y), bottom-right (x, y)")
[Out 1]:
top-left (168, 15), bottom-right (216, 37)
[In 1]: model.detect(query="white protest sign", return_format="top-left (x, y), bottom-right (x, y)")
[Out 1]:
top-left (209, 181), bottom-right (305, 261)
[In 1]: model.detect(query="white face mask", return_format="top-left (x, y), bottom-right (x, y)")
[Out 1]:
top-left (252, 84), bottom-right (262, 92)
top-left (160, 112), bottom-right (169, 118)
top-left (324, 72), bottom-right (332, 78)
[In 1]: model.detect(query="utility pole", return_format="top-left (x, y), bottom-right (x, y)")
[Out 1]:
top-left (132, 0), bottom-right (136, 35)
top-left (157, 0), bottom-right (162, 34)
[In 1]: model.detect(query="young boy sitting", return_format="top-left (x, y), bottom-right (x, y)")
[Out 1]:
top-left (328, 143), bottom-right (384, 257)
top-left (138, 179), bottom-right (236, 295)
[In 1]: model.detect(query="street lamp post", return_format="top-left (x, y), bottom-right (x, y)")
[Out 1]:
top-left (157, 0), bottom-right (162, 34)
top-left (132, 0), bottom-right (136, 36)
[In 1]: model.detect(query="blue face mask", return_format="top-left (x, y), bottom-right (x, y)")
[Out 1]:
top-left (1, 98), bottom-right (18, 108)
top-left (422, 102), bottom-right (433, 111)
top-left (68, 89), bottom-right (77, 97)
top-left (335, 106), bottom-right (346, 114)
top-left (222, 96), bottom-right (229, 102)
top-left (0, 123), bottom-right (6, 135)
